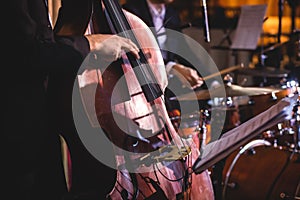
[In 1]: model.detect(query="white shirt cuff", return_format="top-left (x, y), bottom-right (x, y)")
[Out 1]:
top-left (165, 61), bottom-right (177, 74)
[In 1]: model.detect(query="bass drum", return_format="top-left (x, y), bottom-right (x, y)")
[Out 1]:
top-left (222, 139), bottom-right (300, 200)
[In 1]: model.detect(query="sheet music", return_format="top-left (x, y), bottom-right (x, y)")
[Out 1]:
top-left (230, 4), bottom-right (267, 50)
top-left (192, 95), bottom-right (298, 174)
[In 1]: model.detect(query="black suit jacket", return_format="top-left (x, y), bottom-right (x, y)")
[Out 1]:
top-left (3, 0), bottom-right (90, 199)
top-left (123, 0), bottom-right (187, 64)
top-left (122, 0), bottom-right (209, 105)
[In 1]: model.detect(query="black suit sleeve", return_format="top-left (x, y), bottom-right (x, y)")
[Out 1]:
top-left (5, 0), bottom-right (90, 75)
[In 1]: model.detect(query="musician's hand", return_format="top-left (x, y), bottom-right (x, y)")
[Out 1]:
top-left (85, 34), bottom-right (140, 62)
top-left (172, 64), bottom-right (203, 89)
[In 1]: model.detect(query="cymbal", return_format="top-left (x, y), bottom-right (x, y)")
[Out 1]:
top-left (237, 66), bottom-right (290, 78)
top-left (171, 84), bottom-right (281, 101)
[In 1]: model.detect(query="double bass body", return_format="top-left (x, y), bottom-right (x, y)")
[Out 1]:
top-left (55, 0), bottom-right (214, 199)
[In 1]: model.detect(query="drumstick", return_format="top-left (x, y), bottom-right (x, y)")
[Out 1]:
top-left (202, 64), bottom-right (244, 81)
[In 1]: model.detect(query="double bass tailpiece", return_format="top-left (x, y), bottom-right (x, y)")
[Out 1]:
top-left (138, 145), bottom-right (192, 166)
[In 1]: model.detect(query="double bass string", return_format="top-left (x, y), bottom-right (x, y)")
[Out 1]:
top-left (104, 0), bottom-right (164, 102)
top-left (102, 0), bottom-right (191, 158)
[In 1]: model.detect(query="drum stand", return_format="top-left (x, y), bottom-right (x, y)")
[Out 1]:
top-left (292, 99), bottom-right (300, 149)
top-left (196, 109), bottom-right (210, 154)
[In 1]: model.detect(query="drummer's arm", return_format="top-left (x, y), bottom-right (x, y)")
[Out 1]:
top-left (167, 62), bottom-right (203, 89)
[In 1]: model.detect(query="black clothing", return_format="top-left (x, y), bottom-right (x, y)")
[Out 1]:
top-left (3, 0), bottom-right (89, 199)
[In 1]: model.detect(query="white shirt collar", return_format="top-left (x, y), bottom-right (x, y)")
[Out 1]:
top-left (146, 0), bottom-right (166, 18)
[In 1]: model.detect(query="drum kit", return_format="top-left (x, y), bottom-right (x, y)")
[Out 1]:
top-left (222, 103), bottom-right (300, 200)
top-left (169, 64), bottom-right (300, 200)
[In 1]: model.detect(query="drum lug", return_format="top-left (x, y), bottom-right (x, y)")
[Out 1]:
top-left (248, 98), bottom-right (255, 105)
top-left (247, 148), bottom-right (256, 155)
top-left (270, 92), bottom-right (278, 101)
top-left (226, 182), bottom-right (237, 189)
top-left (279, 192), bottom-right (300, 199)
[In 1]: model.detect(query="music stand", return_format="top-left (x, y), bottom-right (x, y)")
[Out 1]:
top-left (230, 4), bottom-right (267, 51)
top-left (229, 4), bottom-right (267, 66)
top-left (192, 95), bottom-right (298, 174)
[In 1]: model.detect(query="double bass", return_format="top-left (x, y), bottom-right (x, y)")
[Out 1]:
top-left (54, 0), bottom-right (214, 199)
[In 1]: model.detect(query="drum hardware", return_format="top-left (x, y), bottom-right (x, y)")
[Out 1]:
top-left (261, 121), bottom-right (296, 150)
top-left (258, 96), bottom-right (300, 151)
top-left (170, 109), bottom-right (213, 153)
top-left (195, 125), bottom-right (205, 153)
top-left (247, 147), bottom-right (256, 155)
top-left (262, 129), bottom-right (276, 138)
top-left (284, 80), bottom-right (299, 90)
top-left (225, 182), bottom-right (237, 190)
top-left (278, 125), bottom-right (295, 148)
top-left (279, 192), bottom-right (300, 200)
top-left (195, 109), bottom-right (210, 154)
top-left (223, 74), bottom-right (233, 85)
top-left (292, 99), bottom-right (300, 148)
